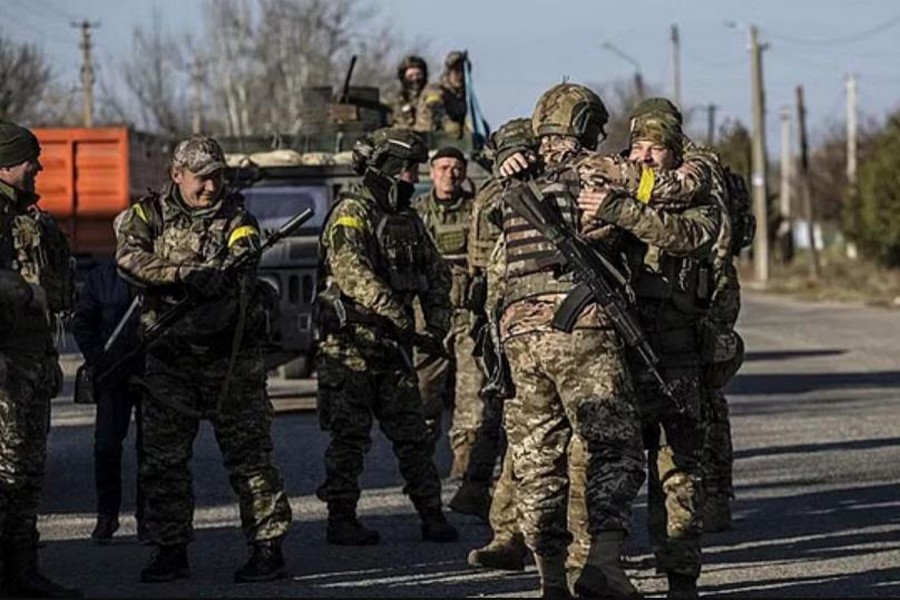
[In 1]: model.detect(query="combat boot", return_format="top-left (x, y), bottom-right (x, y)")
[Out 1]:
top-left (90, 514), bottom-right (120, 545)
top-left (703, 495), bottom-right (733, 533)
top-left (448, 479), bottom-right (491, 521)
top-left (413, 497), bottom-right (459, 542)
top-left (574, 531), bottom-right (643, 599)
top-left (534, 553), bottom-right (571, 599)
top-left (140, 544), bottom-right (190, 583)
top-left (326, 501), bottom-right (380, 546)
top-left (666, 573), bottom-right (699, 599)
top-left (467, 534), bottom-right (528, 571)
top-left (234, 538), bottom-right (287, 583)
top-left (2, 541), bottom-right (83, 597)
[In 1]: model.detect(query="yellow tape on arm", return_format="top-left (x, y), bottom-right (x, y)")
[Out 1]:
top-left (637, 167), bottom-right (655, 203)
top-left (228, 225), bottom-right (259, 248)
top-left (133, 204), bottom-right (148, 223)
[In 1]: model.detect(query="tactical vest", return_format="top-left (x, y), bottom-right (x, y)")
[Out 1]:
top-left (374, 209), bottom-right (431, 294)
top-left (135, 190), bottom-right (254, 343)
top-left (417, 192), bottom-right (473, 308)
top-left (467, 180), bottom-right (503, 271)
top-left (501, 165), bottom-right (580, 309)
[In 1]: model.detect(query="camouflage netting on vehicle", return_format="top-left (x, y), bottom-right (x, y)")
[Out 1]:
top-left (225, 150), bottom-right (355, 168)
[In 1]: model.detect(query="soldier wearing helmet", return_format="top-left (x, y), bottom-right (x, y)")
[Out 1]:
top-left (415, 50), bottom-right (469, 138)
top-left (489, 83), bottom-right (723, 599)
top-left (315, 127), bottom-right (458, 547)
top-left (389, 55), bottom-right (428, 129)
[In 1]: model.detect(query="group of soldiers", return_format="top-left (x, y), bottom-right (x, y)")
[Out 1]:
top-left (317, 82), bottom-right (747, 599)
top-left (0, 72), bottom-right (745, 600)
top-left (387, 51), bottom-right (471, 138)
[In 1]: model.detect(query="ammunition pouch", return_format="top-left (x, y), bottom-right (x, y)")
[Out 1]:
top-left (701, 322), bottom-right (745, 389)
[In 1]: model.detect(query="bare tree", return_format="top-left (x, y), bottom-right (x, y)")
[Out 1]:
top-left (590, 77), bottom-right (661, 154)
top-left (0, 33), bottom-right (53, 124)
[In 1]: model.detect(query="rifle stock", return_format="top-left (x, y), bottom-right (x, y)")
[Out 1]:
top-left (94, 207), bottom-right (315, 387)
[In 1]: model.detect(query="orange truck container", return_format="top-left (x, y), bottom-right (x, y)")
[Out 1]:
top-left (32, 127), bottom-right (167, 257)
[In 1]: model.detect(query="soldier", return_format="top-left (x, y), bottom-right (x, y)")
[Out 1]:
top-left (315, 127), bottom-right (458, 547)
top-left (628, 98), bottom-right (745, 534)
top-left (412, 146), bottom-right (484, 480)
top-left (116, 134), bottom-right (293, 584)
top-left (388, 55), bottom-right (428, 129)
top-left (0, 121), bottom-right (81, 597)
top-left (415, 51), bottom-right (468, 138)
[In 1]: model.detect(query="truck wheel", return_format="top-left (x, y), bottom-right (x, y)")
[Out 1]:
top-left (280, 356), bottom-right (311, 380)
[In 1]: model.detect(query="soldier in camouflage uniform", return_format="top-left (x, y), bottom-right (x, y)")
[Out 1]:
top-left (412, 146), bottom-right (484, 481)
top-left (488, 83), bottom-right (723, 600)
top-left (388, 55), bottom-right (428, 129)
top-left (315, 127), bottom-right (458, 546)
top-left (0, 121), bottom-right (81, 598)
top-left (575, 103), bottom-right (727, 599)
top-left (116, 135), bottom-right (292, 584)
top-left (415, 51), bottom-right (468, 138)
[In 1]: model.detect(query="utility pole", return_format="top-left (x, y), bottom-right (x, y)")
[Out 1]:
top-left (778, 105), bottom-right (794, 263)
top-left (796, 85), bottom-right (821, 279)
top-left (749, 25), bottom-right (770, 284)
top-left (671, 24), bottom-right (682, 107)
top-left (706, 103), bottom-right (717, 146)
top-left (846, 73), bottom-right (859, 259)
top-left (191, 60), bottom-right (205, 134)
top-left (73, 20), bottom-right (99, 128)
top-left (634, 72), bottom-right (645, 102)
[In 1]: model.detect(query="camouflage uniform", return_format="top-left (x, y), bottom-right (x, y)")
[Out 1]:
top-left (315, 128), bottom-right (458, 545)
top-left (116, 137), bottom-right (291, 581)
top-left (389, 55), bottom-right (428, 129)
top-left (412, 188), bottom-right (484, 472)
top-left (0, 121), bottom-right (79, 597)
top-left (415, 52), bottom-right (468, 138)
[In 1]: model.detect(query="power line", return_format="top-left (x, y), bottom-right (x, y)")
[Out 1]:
top-left (766, 10), bottom-right (900, 46)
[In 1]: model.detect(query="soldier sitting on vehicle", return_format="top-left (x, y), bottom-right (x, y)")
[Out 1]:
top-left (389, 55), bottom-right (429, 129)
top-left (416, 51), bottom-right (469, 138)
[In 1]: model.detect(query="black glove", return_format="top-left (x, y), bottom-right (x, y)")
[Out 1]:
top-left (178, 265), bottom-right (230, 297)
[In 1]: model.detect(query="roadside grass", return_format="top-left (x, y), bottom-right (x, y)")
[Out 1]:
top-left (737, 252), bottom-right (900, 309)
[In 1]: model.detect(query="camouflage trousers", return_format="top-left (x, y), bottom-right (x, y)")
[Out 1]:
top-left (139, 350), bottom-right (292, 547)
top-left (702, 387), bottom-right (734, 502)
top-left (637, 371), bottom-right (705, 579)
top-left (503, 329), bottom-right (645, 558)
top-left (317, 329), bottom-right (442, 505)
top-left (416, 309), bottom-right (485, 452)
top-left (0, 352), bottom-right (56, 550)
top-left (489, 430), bottom-right (591, 569)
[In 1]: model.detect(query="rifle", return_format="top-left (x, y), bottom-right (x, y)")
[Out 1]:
top-left (503, 180), bottom-right (679, 407)
top-left (94, 207), bottom-right (315, 388)
top-left (338, 54), bottom-right (358, 104)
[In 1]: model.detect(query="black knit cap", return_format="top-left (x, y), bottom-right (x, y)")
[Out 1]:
top-left (430, 146), bottom-right (467, 165)
top-left (0, 121), bottom-right (40, 168)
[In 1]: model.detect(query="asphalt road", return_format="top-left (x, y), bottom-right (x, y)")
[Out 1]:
top-left (35, 291), bottom-right (900, 597)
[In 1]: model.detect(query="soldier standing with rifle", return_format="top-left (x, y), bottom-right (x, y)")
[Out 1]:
top-left (115, 135), bottom-right (293, 584)
top-left (0, 121), bottom-right (81, 597)
top-left (315, 128), bottom-right (458, 547)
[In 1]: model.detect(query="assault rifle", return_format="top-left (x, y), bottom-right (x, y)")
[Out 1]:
top-left (94, 207), bottom-right (315, 388)
top-left (503, 180), bottom-right (678, 405)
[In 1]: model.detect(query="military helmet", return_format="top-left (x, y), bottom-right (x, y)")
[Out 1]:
top-left (445, 50), bottom-right (467, 71)
top-left (629, 97), bottom-right (683, 125)
top-left (532, 83), bottom-right (609, 149)
top-left (397, 55), bottom-right (428, 83)
top-left (351, 128), bottom-right (429, 177)
top-left (490, 117), bottom-right (535, 163)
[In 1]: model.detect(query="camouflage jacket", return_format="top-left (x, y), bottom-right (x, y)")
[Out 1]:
top-left (115, 185), bottom-right (263, 350)
top-left (415, 76), bottom-right (467, 137)
top-left (413, 189), bottom-right (475, 309)
top-left (0, 181), bottom-right (70, 353)
top-left (492, 137), bottom-right (721, 340)
top-left (388, 87), bottom-right (420, 129)
top-left (319, 185), bottom-right (451, 339)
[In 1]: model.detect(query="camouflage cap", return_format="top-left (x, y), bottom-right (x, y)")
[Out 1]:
top-left (629, 97), bottom-right (683, 124)
top-left (171, 134), bottom-right (228, 176)
top-left (629, 113), bottom-right (683, 150)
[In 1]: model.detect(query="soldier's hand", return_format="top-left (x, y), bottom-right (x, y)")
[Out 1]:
top-left (577, 185), bottom-right (614, 225)
top-left (178, 265), bottom-right (231, 297)
top-left (499, 152), bottom-right (534, 179)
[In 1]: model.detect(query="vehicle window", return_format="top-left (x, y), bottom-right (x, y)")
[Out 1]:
top-left (241, 185), bottom-right (330, 233)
